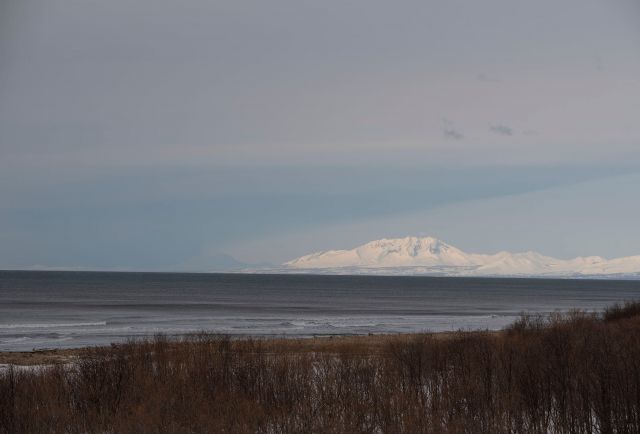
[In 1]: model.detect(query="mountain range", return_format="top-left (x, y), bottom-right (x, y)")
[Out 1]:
top-left (276, 236), bottom-right (640, 278)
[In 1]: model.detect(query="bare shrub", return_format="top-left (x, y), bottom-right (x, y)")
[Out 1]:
top-left (604, 300), bottom-right (640, 322)
top-left (2, 303), bottom-right (640, 433)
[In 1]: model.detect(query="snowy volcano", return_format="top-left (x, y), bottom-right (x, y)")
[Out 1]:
top-left (281, 236), bottom-right (640, 278)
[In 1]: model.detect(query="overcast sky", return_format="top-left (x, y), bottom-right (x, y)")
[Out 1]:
top-left (1, 0), bottom-right (640, 270)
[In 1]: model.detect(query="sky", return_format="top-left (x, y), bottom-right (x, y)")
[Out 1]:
top-left (1, 0), bottom-right (640, 270)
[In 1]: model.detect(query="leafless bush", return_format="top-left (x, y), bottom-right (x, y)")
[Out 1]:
top-left (604, 300), bottom-right (640, 322)
top-left (2, 303), bottom-right (640, 433)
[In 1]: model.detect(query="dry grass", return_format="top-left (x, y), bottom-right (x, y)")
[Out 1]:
top-left (2, 302), bottom-right (640, 433)
top-left (0, 348), bottom-right (84, 366)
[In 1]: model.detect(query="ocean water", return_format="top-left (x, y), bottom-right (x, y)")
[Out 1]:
top-left (0, 271), bottom-right (639, 351)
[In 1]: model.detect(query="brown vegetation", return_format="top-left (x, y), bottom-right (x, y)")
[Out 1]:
top-left (0, 348), bottom-right (84, 366)
top-left (2, 302), bottom-right (640, 433)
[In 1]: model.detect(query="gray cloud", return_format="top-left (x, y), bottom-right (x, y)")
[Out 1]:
top-left (443, 127), bottom-right (464, 140)
top-left (442, 118), bottom-right (464, 140)
top-left (2, 0), bottom-right (639, 166)
top-left (490, 125), bottom-right (514, 136)
top-left (476, 73), bottom-right (501, 83)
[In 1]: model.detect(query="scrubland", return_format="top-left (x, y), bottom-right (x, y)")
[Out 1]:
top-left (2, 302), bottom-right (640, 433)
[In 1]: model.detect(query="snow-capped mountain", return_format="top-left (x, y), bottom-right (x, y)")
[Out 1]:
top-left (281, 236), bottom-right (640, 278)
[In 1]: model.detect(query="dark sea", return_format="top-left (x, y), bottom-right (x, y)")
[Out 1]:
top-left (1, 271), bottom-right (639, 351)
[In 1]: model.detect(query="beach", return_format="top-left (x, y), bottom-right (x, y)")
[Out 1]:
top-left (1, 305), bottom-right (640, 433)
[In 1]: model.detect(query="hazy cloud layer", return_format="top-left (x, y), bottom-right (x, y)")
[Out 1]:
top-left (1, 0), bottom-right (640, 268)
top-left (2, 0), bottom-right (640, 166)
top-left (234, 172), bottom-right (640, 264)
top-left (0, 164), bottom-right (637, 269)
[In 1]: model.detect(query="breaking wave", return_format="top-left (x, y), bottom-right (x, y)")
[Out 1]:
top-left (0, 321), bottom-right (107, 329)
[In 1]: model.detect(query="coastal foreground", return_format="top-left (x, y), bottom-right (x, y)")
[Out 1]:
top-left (2, 302), bottom-right (640, 433)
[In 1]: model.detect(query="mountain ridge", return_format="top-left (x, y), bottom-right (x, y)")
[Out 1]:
top-left (280, 236), bottom-right (640, 278)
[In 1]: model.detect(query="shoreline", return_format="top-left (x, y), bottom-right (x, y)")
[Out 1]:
top-left (0, 330), bottom-right (500, 366)
top-left (2, 269), bottom-right (640, 281)
top-left (3, 305), bottom-right (639, 433)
